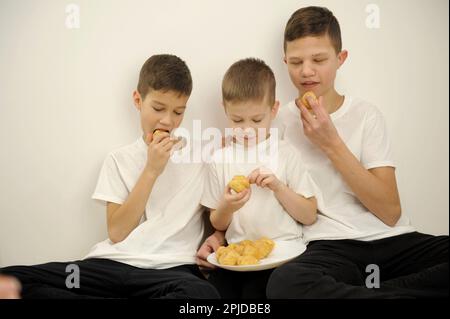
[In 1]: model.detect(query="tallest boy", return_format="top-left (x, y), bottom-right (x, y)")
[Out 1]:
top-left (266, 6), bottom-right (448, 298)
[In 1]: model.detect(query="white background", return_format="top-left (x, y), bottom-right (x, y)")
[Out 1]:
top-left (0, 0), bottom-right (448, 266)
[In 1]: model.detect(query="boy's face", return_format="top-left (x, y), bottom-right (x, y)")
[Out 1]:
top-left (224, 99), bottom-right (279, 146)
top-left (284, 35), bottom-right (347, 97)
top-left (133, 89), bottom-right (188, 140)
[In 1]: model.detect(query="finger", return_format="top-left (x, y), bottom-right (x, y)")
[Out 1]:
top-left (196, 257), bottom-right (217, 270)
top-left (239, 187), bottom-right (252, 202)
top-left (145, 133), bottom-right (152, 145)
top-left (260, 175), bottom-right (272, 188)
top-left (224, 184), bottom-right (233, 195)
top-left (151, 132), bottom-right (171, 144)
top-left (161, 140), bottom-right (175, 152)
top-left (299, 102), bottom-right (317, 123)
top-left (300, 116), bottom-right (313, 134)
top-left (255, 174), bottom-right (266, 186)
top-left (310, 95), bottom-right (327, 119)
top-left (233, 188), bottom-right (249, 200)
top-left (247, 169), bottom-right (259, 184)
top-left (226, 187), bottom-right (248, 201)
top-left (207, 238), bottom-right (222, 252)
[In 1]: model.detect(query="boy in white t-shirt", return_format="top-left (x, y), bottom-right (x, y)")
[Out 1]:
top-left (201, 58), bottom-right (318, 298)
top-left (0, 55), bottom-right (219, 299)
top-left (197, 6), bottom-right (448, 299)
top-left (264, 6), bottom-right (448, 298)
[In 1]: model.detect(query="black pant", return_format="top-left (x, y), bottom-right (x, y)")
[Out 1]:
top-left (266, 232), bottom-right (449, 298)
top-left (0, 258), bottom-right (220, 299)
top-left (208, 268), bottom-right (273, 299)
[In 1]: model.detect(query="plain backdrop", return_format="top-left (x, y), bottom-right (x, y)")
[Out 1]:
top-left (0, 0), bottom-right (448, 267)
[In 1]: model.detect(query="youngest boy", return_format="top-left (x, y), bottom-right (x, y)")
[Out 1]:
top-left (201, 58), bottom-right (318, 298)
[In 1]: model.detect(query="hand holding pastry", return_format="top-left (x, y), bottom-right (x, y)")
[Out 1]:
top-left (219, 181), bottom-right (252, 213)
top-left (144, 129), bottom-right (175, 177)
top-left (298, 94), bottom-right (343, 153)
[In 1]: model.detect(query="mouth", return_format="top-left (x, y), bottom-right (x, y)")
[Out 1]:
top-left (301, 81), bottom-right (320, 89)
top-left (153, 129), bottom-right (170, 134)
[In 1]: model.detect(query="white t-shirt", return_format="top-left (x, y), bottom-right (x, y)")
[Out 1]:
top-left (84, 137), bottom-right (206, 269)
top-left (201, 135), bottom-right (318, 247)
top-left (274, 97), bottom-right (415, 243)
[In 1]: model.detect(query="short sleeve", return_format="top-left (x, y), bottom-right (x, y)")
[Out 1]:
top-left (285, 148), bottom-right (317, 199)
top-left (361, 108), bottom-right (396, 169)
top-left (92, 154), bottom-right (129, 205)
top-left (200, 161), bottom-right (223, 210)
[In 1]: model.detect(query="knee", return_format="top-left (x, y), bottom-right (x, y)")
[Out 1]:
top-left (179, 277), bottom-right (221, 299)
top-left (266, 263), bottom-right (319, 299)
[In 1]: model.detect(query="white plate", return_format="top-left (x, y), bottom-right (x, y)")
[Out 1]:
top-left (207, 240), bottom-right (306, 272)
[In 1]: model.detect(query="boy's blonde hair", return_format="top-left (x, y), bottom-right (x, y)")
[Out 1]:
top-left (222, 58), bottom-right (275, 106)
top-left (284, 6), bottom-right (342, 54)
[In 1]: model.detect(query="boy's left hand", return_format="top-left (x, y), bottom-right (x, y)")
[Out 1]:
top-left (248, 168), bottom-right (282, 192)
top-left (298, 96), bottom-right (343, 153)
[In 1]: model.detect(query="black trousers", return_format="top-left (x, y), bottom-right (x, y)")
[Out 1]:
top-left (0, 258), bottom-right (220, 299)
top-left (208, 268), bottom-right (273, 299)
top-left (266, 232), bottom-right (449, 298)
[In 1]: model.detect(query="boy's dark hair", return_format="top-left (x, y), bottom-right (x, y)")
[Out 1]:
top-left (284, 6), bottom-right (342, 54)
top-left (222, 58), bottom-right (276, 106)
top-left (137, 54), bottom-right (192, 99)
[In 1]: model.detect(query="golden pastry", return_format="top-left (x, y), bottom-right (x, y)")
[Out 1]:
top-left (216, 237), bottom-right (275, 266)
top-left (153, 129), bottom-right (167, 137)
top-left (228, 175), bottom-right (250, 193)
top-left (218, 249), bottom-right (240, 266)
top-left (301, 91), bottom-right (318, 110)
top-left (237, 255), bottom-right (259, 265)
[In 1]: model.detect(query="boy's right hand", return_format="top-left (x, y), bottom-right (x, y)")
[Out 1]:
top-left (144, 131), bottom-right (175, 177)
top-left (196, 231), bottom-right (226, 270)
top-left (218, 184), bottom-right (252, 213)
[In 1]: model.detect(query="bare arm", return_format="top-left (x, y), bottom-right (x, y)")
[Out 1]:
top-left (273, 183), bottom-right (317, 225)
top-left (107, 132), bottom-right (174, 243)
top-left (300, 97), bottom-right (401, 226)
top-left (106, 170), bottom-right (158, 243)
top-left (248, 169), bottom-right (317, 225)
top-left (324, 142), bottom-right (401, 226)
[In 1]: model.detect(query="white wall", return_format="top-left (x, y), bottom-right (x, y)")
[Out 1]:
top-left (0, 0), bottom-right (448, 267)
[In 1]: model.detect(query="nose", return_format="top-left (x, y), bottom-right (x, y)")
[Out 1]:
top-left (301, 61), bottom-right (315, 77)
top-left (159, 111), bottom-right (174, 125)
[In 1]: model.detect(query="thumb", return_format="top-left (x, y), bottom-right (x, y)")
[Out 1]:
top-left (145, 132), bottom-right (153, 145)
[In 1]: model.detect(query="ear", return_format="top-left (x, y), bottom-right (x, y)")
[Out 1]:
top-left (283, 56), bottom-right (287, 65)
top-left (271, 100), bottom-right (280, 119)
top-left (337, 50), bottom-right (348, 69)
top-left (133, 90), bottom-right (142, 111)
top-left (222, 101), bottom-right (228, 114)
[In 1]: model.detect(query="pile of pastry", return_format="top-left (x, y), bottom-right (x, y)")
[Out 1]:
top-left (216, 238), bottom-right (275, 266)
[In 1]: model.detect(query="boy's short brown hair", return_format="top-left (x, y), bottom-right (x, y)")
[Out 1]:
top-left (222, 58), bottom-right (275, 106)
top-left (284, 6), bottom-right (342, 54)
top-left (137, 54), bottom-right (192, 99)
